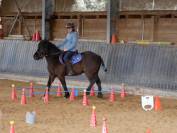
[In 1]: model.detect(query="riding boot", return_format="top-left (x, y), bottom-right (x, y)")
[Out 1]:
top-left (66, 61), bottom-right (74, 75)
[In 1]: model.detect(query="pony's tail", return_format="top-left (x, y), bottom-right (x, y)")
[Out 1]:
top-left (100, 57), bottom-right (107, 72)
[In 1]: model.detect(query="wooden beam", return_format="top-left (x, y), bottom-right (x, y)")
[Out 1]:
top-left (106, 0), bottom-right (119, 43)
top-left (42, 0), bottom-right (55, 40)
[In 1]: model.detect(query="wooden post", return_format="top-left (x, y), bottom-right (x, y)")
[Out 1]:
top-left (19, 17), bottom-right (22, 35)
top-left (151, 16), bottom-right (155, 41)
top-left (42, 0), bottom-right (55, 40)
top-left (152, 16), bottom-right (159, 42)
top-left (106, 0), bottom-right (119, 43)
top-left (77, 15), bottom-right (82, 37)
top-left (141, 15), bottom-right (145, 40)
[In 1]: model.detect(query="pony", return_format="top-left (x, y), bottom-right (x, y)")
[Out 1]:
top-left (33, 40), bottom-right (107, 98)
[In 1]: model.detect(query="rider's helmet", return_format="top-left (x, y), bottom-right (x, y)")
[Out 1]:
top-left (65, 22), bottom-right (75, 31)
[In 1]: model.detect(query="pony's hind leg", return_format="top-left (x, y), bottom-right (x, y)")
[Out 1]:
top-left (95, 76), bottom-right (103, 98)
top-left (86, 79), bottom-right (96, 95)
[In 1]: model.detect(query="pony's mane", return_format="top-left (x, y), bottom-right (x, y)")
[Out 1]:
top-left (41, 40), bottom-right (61, 51)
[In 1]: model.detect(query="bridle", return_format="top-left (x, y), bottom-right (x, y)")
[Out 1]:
top-left (36, 50), bottom-right (62, 57)
top-left (47, 51), bottom-right (61, 56)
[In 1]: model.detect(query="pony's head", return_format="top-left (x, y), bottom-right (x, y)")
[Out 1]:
top-left (33, 40), bottom-right (49, 60)
top-left (33, 40), bottom-right (60, 60)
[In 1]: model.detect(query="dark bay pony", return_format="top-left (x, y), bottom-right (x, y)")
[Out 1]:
top-left (33, 40), bottom-right (107, 98)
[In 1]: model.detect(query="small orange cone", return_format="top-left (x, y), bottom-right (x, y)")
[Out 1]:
top-left (57, 83), bottom-right (62, 97)
top-left (146, 128), bottom-right (152, 133)
top-left (90, 106), bottom-right (97, 127)
top-left (11, 84), bottom-right (17, 101)
top-left (69, 88), bottom-right (75, 101)
top-left (120, 83), bottom-right (126, 99)
top-left (21, 88), bottom-right (27, 105)
top-left (44, 88), bottom-right (49, 104)
top-left (154, 96), bottom-right (161, 111)
top-left (32, 33), bottom-right (36, 41)
top-left (109, 88), bottom-right (116, 102)
top-left (35, 31), bottom-right (41, 41)
top-left (102, 117), bottom-right (108, 133)
top-left (90, 86), bottom-right (95, 96)
top-left (83, 90), bottom-right (89, 106)
top-left (111, 34), bottom-right (117, 44)
top-left (10, 121), bottom-right (15, 133)
top-left (29, 82), bottom-right (35, 97)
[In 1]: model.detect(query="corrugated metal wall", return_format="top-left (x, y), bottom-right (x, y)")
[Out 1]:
top-left (0, 40), bottom-right (177, 91)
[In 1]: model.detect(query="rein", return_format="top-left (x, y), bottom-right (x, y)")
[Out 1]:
top-left (47, 51), bottom-right (61, 56)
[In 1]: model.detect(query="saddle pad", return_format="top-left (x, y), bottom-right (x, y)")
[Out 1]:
top-left (59, 53), bottom-right (82, 65)
top-left (71, 54), bottom-right (82, 64)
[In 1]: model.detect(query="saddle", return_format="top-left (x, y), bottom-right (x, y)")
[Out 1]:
top-left (59, 51), bottom-right (82, 65)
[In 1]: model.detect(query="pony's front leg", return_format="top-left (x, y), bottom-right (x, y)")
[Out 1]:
top-left (59, 77), bottom-right (70, 98)
top-left (45, 74), bottom-right (56, 96)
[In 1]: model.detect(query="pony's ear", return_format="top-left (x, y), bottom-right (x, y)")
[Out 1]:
top-left (38, 40), bottom-right (50, 47)
top-left (41, 39), bottom-right (49, 43)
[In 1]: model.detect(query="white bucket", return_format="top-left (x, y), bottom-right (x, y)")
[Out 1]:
top-left (25, 111), bottom-right (36, 124)
top-left (141, 96), bottom-right (154, 111)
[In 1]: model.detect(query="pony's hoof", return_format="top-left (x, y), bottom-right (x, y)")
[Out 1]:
top-left (64, 93), bottom-right (70, 99)
top-left (97, 93), bottom-right (103, 98)
top-left (86, 91), bottom-right (90, 95)
top-left (40, 95), bottom-right (45, 99)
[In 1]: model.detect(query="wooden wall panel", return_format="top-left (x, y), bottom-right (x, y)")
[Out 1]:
top-left (117, 18), bottom-right (142, 41)
top-left (117, 17), bottom-right (177, 43)
top-left (2, 18), bottom-right (41, 38)
top-left (22, 19), bottom-right (41, 37)
top-left (143, 18), bottom-right (154, 40)
top-left (1, 10), bottom-right (177, 43)
top-left (52, 18), bottom-right (106, 40)
top-left (2, 18), bottom-right (23, 36)
top-left (156, 18), bottom-right (177, 43)
top-left (83, 19), bottom-right (106, 40)
top-left (52, 19), bottom-right (78, 39)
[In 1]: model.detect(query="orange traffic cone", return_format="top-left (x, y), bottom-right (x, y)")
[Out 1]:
top-left (90, 106), bottom-right (97, 127)
top-left (120, 83), bottom-right (126, 99)
top-left (90, 86), bottom-right (95, 96)
top-left (83, 90), bottom-right (89, 106)
top-left (111, 34), bottom-right (117, 44)
top-left (44, 88), bottom-right (49, 104)
top-left (154, 96), bottom-right (161, 111)
top-left (146, 128), bottom-right (152, 133)
top-left (57, 83), bottom-right (62, 97)
top-left (35, 31), bottom-right (41, 41)
top-left (102, 117), bottom-right (108, 133)
top-left (21, 88), bottom-right (27, 105)
top-left (69, 88), bottom-right (75, 101)
top-left (10, 121), bottom-right (15, 133)
top-left (109, 88), bottom-right (116, 102)
top-left (11, 84), bottom-right (17, 101)
top-left (32, 33), bottom-right (36, 41)
top-left (29, 82), bottom-right (35, 97)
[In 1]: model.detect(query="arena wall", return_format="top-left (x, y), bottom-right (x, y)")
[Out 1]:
top-left (0, 40), bottom-right (177, 92)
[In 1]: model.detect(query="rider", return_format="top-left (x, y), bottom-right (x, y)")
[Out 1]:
top-left (57, 22), bottom-right (78, 75)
